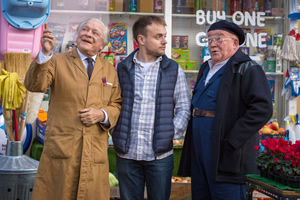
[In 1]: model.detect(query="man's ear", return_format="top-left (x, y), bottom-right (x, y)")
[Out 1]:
top-left (234, 38), bottom-right (240, 49)
top-left (137, 35), bottom-right (145, 46)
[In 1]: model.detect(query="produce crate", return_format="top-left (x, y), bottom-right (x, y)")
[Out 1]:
top-left (259, 133), bottom-right (286, 143)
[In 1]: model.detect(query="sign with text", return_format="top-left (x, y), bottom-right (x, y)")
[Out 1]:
top-left (195, 11), bottom-right (268, 48)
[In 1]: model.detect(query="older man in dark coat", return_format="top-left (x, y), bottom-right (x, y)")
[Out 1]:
top-left (178, 20), bottom-right (273, 200)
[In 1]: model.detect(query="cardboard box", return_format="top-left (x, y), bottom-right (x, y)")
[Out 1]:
top-left (174, 59), bottom-right (187, 70)
top-left (180, 36), bottom-right (188, 49)
top-left (179, 48), bottom-right (190, 59)
top-left (172, 36), bottom-right (181, 49)
top-left (171, 48), bottom-right (182, 59)
top-left (186, 59), bottom-right (197, 70)
top-left (138, 0), bottom-right (154, 13)
top-left (115, 0), bottom-right (124, 11)
top-left (36, 118), bottom-right (46, 145)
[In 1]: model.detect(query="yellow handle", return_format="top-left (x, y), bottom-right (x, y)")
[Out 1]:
top-left (289, 114), bottom-right (297, 124)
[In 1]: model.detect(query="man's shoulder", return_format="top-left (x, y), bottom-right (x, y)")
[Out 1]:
top-left (235, 59), bottom-right (262, 75)
top-left (162, 55), bottom-right (179, 69)
top-left (117, 53), bottom-right (136, 71)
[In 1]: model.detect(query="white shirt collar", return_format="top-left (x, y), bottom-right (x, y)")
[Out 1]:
top-left (208, 58), bottom-right (229, 69)
top-left (77, 48), bottom-right (97, 62)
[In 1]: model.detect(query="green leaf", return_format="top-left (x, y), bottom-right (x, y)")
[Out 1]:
top-left (275, 165), bottom-right (281, 170)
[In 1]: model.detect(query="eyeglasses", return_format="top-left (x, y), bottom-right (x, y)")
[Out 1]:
top-left (203, 37), bottom-right (235, 44)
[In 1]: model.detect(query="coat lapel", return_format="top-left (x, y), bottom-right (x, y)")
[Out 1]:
top-left (90, 56), bottom-right (104, 81)
top-left (70, 49), bottom-right (89, 79)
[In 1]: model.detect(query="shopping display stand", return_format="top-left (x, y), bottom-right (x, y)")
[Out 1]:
top-left (246, 177), bottom-right (300, 200)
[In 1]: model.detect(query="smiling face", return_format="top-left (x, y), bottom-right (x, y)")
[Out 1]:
top-left (76, 19), bottom-right (105, 57)
top-left (138, 23), bottom-right (167, 61)
top-left (207, 30), bottom-right (239, 66)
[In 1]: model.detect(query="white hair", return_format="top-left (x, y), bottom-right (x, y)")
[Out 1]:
top-left (76, 18), bottom-right (109, 46)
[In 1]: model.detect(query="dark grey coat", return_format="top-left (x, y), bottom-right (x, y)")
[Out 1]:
top-left (178, 49), bottom-right (273, 184)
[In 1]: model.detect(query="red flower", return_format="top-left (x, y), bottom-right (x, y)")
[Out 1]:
top-left (292, 160), bottom-right (297, 167)
top-left (254, 145), bottom-right (260, 150)
top-left (255, 138), bottom-right (300, 175)
top-left (285, 154), bottom-right (291, 161)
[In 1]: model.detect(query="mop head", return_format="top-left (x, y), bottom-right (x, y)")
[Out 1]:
top-left (26, 92), bottom-right (45, 124)
top-left (296, 33), bottom-right (300, 64)
top-left (0, 69), bottom-right (26, 110)
top-left (281, 29), bottom-right (297, 62)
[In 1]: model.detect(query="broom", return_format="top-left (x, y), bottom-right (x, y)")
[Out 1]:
top-left (0, 69), bottom-right (26, 141)
top-left (4, 53), bottom-right (31, 83)
top-left (0, 61), bottom-right (4, 71)
top-left (4, 53), bottom-right (31, 141)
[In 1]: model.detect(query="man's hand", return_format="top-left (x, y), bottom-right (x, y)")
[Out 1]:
top-left (41, 23), bottom-right (56, 56)
top-left (79, 108), bottom-right (105, 126)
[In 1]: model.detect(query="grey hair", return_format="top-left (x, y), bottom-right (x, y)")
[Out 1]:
top-left (76, 18), bottom-right (109, 46)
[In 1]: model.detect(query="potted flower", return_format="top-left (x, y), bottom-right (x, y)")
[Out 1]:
top-left (255, 138), bottom-right (300, 188)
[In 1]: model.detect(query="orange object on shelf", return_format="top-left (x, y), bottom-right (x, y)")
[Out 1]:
top-left (37, 109), bottom-right (47, 123)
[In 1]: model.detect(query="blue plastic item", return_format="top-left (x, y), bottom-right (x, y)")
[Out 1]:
top-left (1, 0), bottom-right (50, 30)
top-left (288, 12), bottom-right (300, 20)
top-left (23, 124), bottom-right (32, 153)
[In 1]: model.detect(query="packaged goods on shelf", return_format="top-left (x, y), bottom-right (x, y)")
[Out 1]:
top-left (47, 22), bottom-right (67, 54)
top-left (108, 23), bottom-right (127, 55)
top-left (172, 35), bottom-right (188, 49)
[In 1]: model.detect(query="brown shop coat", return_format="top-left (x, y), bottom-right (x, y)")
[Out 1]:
top-left (24, 49), bottom-right (122, 200)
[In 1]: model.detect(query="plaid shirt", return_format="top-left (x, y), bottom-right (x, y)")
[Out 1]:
top-left (117, 52), bottom-right (191, 161)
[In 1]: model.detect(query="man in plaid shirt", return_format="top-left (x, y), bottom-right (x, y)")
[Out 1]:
top-left (112, 16), bottom-right (191, 200)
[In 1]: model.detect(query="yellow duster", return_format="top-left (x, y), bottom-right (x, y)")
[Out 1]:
top-left (0, 69), bottom-right (26, 110)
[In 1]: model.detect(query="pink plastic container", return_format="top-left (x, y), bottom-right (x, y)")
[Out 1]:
top-left (0, 3), bottom-right (43, 60)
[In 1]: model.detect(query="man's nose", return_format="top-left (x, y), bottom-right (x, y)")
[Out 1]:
top-left (85, 30), bottom-right (92, 36)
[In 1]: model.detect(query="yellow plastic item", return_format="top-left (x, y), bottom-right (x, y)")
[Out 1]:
top-left (0, 69), bottom-right (26, 110)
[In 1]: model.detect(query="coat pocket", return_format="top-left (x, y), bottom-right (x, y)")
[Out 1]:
top-left (92, 138), bottom-right (108, 164)
top-left (47, 134), bottom-right (74, 159)
top-left (102, 84), bottom-right (112, 105)
top-left (206, 89), bottom-right (217, 107)
top-left (218, 140), bottom-right (242, 174)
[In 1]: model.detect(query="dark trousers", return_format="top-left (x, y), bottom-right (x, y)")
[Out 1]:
top-left (191, 126), bottom-right (246, 200)
top-left (116, 154), bottom-right (173, 200)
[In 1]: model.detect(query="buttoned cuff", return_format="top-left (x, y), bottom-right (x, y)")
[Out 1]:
top-left (38, 50), bottom-right (53, 64)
